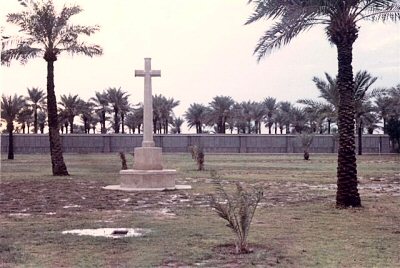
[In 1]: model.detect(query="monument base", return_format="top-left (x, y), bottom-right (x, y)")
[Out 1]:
top-left (133, 147), bottom-right (163, 170)
top-left (103, 169), bottom-right (192, 192)
top-left (121, 169), bottom-right (176, 188)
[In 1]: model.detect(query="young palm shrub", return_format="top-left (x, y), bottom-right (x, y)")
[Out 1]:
top-left (189, 145), bottom-right (205, 170)
top-left (297, 133), bottom-right (314, 160)
top-left (210, 172), bottom-right (263, 254)
top-left (119, 152), bottom-right (128, 170)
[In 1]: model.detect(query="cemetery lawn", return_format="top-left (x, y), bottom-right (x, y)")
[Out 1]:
top-left (1, 153), bottom-right (399, 267)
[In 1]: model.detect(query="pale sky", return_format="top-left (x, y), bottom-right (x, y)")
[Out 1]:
top-left (1, 0), bottom-right (399, 130)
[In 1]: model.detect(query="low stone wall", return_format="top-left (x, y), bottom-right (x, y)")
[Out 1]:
top-left (0, 134), bottom-right (392, 154)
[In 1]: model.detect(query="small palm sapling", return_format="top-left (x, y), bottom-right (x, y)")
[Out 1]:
top-left (210, 171), bottom-right (263, 254)
top-left (298, 133), bottom-right (314, 160)
top-left (119, 152), bottom-right (128, 170)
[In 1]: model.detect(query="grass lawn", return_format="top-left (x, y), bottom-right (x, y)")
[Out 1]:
top-left (1, 153), bottom-right (399, 267)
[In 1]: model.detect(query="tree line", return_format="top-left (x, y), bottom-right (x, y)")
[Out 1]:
top-left (2, 72), bottom-right (399, 139)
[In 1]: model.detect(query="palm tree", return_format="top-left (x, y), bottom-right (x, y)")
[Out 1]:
top-left (208, 96), bottom-right (235, 134)
top-left (58, 94), bottom-right (82, 134)
top-left (58, 110), bottom-right (69, 134)
top-left (247, 0), bottom-right (399, 207)
top-left (161, 97), bottom-right (180, 134)
top-left (133, 105), bottom-right (144, 134)
top-left (373, 85), bottom-right (400, 133)
top-left (185, 103), bottom-right (209, 134)
top-left (90, 91), bottom-right (110, 134)
top-left (26, 87), bottom-right (46, 134)
top-left (2, 0), bottom-right (102, 175)
top-left (264, 97), bottom-right (278, 134)
top-left (354, 71), bottom-right (378, 155)
top-left (291, 107), bottom-right (309, 134)
top-left (239, 101), bottom-right (254, 133)
top-left (106, 87), bottom-right (129, 134)
top-left (37, 111), bottom-right (47, 134)
top-left (1, 94), bottom-right (26, 159)
top-left (278, 101), bottom-right (293, 134)
top-left (171, 117), bottom-right (184, 134)
top-left (298, 99), bottom-right (336, 134)
top-left (79, 100), bottom-right (94, 134)
top-left (17, 107), bottom-right (33, 134)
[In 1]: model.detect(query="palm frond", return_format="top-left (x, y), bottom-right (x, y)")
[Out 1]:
top-left (254, 13), bottom-right (320, 61)
top-left (1, 45), bottom-right (42, 66)
top-left (62, 43), bottom-right (103, 57)
top-left (357, 1), bottom-right (400, 22)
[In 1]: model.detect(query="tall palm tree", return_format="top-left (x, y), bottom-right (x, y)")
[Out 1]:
top-left (79, 100), bottom-right (94, 134)
top-left (1, 94), bottom-right (26, 159)
top-left (291, 107), bottom-right (309, 134)
top-left (264, 97), bottom-right (278, 134)
top-left (278, 101), bottom-right (293, 134)
top-left (251, 102), bottom-right (267, 134)
top-left (298, 99), bottom-right (336, 134)
top-left (26, 87), bottom-right (46, 134)
top-left (171, 117), bottom-right (184, 134)
top-left (106, 87), bottom-right (129, 134)
top-left (247, 0), bottom-right (399, 208)
top-left (184, 103), bottom-right (209, 134)
top-left (2, 0), bottom-right (102, 175)
top-left (240, 101), bottom-right (254, 133)
top-left (37, 111), bottom-right (47, 134)
top-left (208, 96), bottom-right (235, 134)
top-left (119, 100), bottom-right (131, 134)
top-left (17, 107), bottom-right (33, 134)
top-left (354, 71), bottom-right (378, 155)
top-left (90, 91), bottom-right (110, 134)
top-left (58, 94), bottom-right (82, 134)
top-left (373, 85), bottom-right (400, 132)
top-left (161, 97), bottom-right (180, 134)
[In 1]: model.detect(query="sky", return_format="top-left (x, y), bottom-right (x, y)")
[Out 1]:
top-left (1, 0), bottom-right (399, 131)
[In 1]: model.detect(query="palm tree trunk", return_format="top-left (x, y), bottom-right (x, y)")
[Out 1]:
top-left (34, 106), bottom-right (38, 134)
top-left (335, 42), bottom-right (360, 207)
top-left (121, 113), bottom-right (125, 134)
top-left (114, 108), bottom-right (119, 133)
top-left (101, 111), bottom-right (106, 133)
top-left (45, 58), bottom-right (69, 176)
top-left (327, 119), bottom-right (331, 134)
top-left (7, 122), bottom-right (14, 160)
top-left (69, 118), bottom-right (74, 134)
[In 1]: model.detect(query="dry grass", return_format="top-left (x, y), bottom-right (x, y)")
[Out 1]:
top-left (1, 153), bottom-right (399, 267)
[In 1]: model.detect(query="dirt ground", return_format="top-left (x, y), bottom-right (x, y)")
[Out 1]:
top-left (2, 175), bottom-right (399, 215)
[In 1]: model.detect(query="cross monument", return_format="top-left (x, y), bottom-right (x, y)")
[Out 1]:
top-left (104, 58), bottom-right (190, 191)
top-left (135, 58), bottom-right (160, 147)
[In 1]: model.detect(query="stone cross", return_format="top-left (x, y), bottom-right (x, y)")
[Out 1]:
top-left (135, 58), bottom-right (161, 147)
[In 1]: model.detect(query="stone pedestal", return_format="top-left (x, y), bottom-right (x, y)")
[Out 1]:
top-left (133, 147), bottom-right (163, 170)
top-left (120, 169), bottom-right (176, 189)
top-left (104, 146), bottom-right (191, 191)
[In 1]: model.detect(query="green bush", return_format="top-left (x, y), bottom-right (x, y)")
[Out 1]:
top-left (210, 171), bottom-right (263, 254)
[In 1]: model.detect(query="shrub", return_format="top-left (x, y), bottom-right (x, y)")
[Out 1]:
top-left (297, 133), bottom-right (314, 160)
top-left (210, 171), bottom-right (263, 254)
top-left (188, 145), bottom-right (205, 170)
top-left (119, 152), bottom-right (128, 170)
